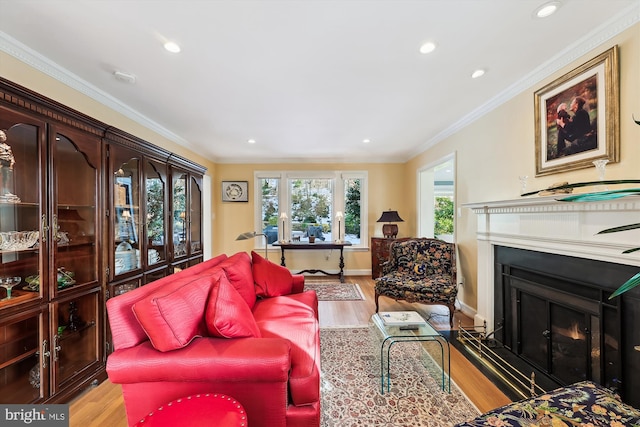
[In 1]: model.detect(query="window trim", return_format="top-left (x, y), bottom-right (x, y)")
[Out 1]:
top-left (254, 170), bottom-right (368, 248)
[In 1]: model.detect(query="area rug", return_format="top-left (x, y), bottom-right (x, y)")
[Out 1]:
top-left (320, 326), bottom-right (479, 426)
top-left (305, 282), bottom-right (364, 301)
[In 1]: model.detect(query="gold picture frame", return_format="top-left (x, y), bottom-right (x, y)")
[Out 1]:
top-left (534, 46), bottom-right (619, 176)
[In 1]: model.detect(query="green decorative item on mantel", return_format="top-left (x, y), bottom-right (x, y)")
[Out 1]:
top-left (522, 179), bottom-right (640, 299)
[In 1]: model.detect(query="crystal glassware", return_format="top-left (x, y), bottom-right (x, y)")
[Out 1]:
top-left (518, 175), bottom-right (529, 195)
top-left (592, 159), bottom-right (609, 190)
top-left (1, 276), bottom-right (22, 300)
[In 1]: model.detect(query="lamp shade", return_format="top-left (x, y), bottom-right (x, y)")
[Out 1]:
top-left (376, 210), bottom-right (404, 223)
top-left (376, 210), bottom-right (403, 238)
top-left (236, 231), bottom-right (268, 259)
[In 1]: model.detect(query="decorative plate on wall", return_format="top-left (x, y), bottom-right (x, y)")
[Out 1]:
top-left (222, 181), bottom-right (248, 202)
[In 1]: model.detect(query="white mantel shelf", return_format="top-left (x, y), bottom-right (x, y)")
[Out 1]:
top-left (463, 194), bottom-right (640, 331)
top-left (465, 194), bottom-right (640, 213)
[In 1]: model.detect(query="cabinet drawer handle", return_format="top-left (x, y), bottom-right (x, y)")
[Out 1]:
top-left (42, 340), bottom-right (50, 369)
top-left (41, 215), bottom-right (49, 243)
top-left (53, 335), bottom-right (61, 362)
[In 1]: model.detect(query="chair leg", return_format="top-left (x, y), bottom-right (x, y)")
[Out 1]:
top-left (375, 292), bottom-right (380, 313)
top-left (448, 304), bottom-right (455, 328)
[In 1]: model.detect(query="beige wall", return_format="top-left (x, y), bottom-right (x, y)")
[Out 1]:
top-left (405, 23), bottom-right (640, 313)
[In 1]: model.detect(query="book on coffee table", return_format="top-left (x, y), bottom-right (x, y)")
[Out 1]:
top-left (379, 311), bottom-right (426, 327)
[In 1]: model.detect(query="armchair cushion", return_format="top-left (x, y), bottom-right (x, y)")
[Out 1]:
top-left (132, 275), bottom-right (213, 352)
top-left (252, 250), bottom-right (294, 297)
top-left (206, 273), bottom-right (261, 339)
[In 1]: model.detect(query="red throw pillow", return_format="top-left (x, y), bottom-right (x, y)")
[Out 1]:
top-left (132, 275), bottom-right (213, 352)
top-left (206, 273), bottom-right (261, 339)
top-left (251, 251), bottom-right (294, 297)
top-left (217, 252), bottom-right (257, 309)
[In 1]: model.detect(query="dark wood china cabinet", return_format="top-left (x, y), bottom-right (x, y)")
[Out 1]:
top-left (0, 102), bottom-right (104, 404)
top-left (0, 78), bottom-right (205, 402)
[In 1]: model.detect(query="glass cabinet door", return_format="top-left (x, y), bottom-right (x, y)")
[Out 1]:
top-left (53, 130), bottom-right (100, 296)
top-left (190, 176), bottom-right (202, 255)
top-left (0, 116), bottom-right (44, 305)
top-left (50, 291), bottom-right (99, 394)
top-left (112, 151), bottom-right (141, 277)
top-left (0, 310), bottom-right (48, 403)
top-left (172, 171), bottom-right (187, 259)
top-left (144, 160), bottom-right (167, 268)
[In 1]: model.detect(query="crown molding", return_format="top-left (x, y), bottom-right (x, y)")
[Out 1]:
top-left (406, 3), bottom-right (640, 161)
top-left (0, 31), bottom-right (196, 152)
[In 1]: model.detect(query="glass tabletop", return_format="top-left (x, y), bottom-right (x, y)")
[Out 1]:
top-left (371, 312), bottom-right (441, 338)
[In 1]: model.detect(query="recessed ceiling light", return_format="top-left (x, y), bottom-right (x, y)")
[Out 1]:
top-left (419, 42), bottom-right (437, 54)
top-left (535, 1), bottom-right (561, 18)
top-left (471, 69), bottom-right (486, 79)
top-left (247, 139), bottom-right (256, 144)
top-left (164, 41), bottom-right (181, 53)
top-left (363, 139), bottom-right (371, 144)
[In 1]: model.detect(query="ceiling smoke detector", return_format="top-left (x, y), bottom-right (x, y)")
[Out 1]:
top-left (113, 71), bottom-right (136, 84)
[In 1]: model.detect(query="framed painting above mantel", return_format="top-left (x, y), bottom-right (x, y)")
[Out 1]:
top-left (534, 46), bottom-right (619, 177)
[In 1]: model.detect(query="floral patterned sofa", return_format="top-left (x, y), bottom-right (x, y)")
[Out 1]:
top-left (374, 238), bottom-right (457, 326)
top-left (455, 381), bottom-right (640, 426)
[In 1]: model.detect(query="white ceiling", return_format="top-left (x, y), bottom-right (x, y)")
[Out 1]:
top-left (0, 0), bottom-right (638, 164)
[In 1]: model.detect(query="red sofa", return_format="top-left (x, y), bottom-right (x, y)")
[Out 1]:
top-left (106, 251), bottom-right (320, 427)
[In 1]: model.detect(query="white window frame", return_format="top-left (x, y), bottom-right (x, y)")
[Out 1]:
top-left (254, 170), bottom-right (368, 248)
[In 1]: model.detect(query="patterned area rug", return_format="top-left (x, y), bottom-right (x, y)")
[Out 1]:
top-left (320, 327), bottom-right (479, 426)
top-left (305, 282), bottom-right (364, 301)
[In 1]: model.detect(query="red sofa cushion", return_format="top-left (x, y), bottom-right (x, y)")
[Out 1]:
top-left (206, 273), bottom-right (261, 339)
top-left (251, 251), bottom-right (294, 297)
top-left (132, 275), bottom-right (214, 352)
top-left (217, 252), bottom-right (257, 309)
top-left (253, 296), bottom-right (320, 406)
top-left (107, 253), bottom-right (228, 351)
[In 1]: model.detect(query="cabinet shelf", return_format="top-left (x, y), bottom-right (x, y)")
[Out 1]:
top-left (0, 348), bottom-right (38, 371)
top-left (0, 202), bottom-right (38, 208)
top-left (0, 291), bottom-right (38, 308)
top-left (58, 320), bottom-right (96, 342)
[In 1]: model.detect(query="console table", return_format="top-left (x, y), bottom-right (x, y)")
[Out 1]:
top-left (273, 241), bottom-right (352, 282)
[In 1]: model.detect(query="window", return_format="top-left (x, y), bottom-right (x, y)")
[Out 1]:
top-left (255, 171), bottom-right (367, 247)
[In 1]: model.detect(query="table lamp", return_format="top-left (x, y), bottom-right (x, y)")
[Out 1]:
top-left (279, 212), bottom-right (288, 243)
top-left (335, 211), bottom-right (343, 242)
top-left (376, 210), bottom-right (404, 238)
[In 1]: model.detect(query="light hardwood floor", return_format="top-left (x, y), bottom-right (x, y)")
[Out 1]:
top-left (69, 276), bottom-right (511, 426)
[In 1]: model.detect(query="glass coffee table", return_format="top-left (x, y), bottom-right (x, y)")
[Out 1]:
top-left (371, 312), bottom-right (450, 394)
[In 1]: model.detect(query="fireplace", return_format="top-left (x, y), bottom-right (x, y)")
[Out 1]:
top-left (465, 195), bottom-right (640, 406)
top-left (494, 246), bottom-right (634, 393)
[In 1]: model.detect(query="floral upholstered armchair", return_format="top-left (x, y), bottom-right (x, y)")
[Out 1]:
top-left (374, 238), bottom-right (458, 326)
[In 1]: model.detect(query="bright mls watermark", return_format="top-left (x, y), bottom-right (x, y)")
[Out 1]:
top-left (1, 405), bottom-right (68, 426)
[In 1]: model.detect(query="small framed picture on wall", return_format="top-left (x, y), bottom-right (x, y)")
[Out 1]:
top-left (221, 181), bottom-right (249, 202)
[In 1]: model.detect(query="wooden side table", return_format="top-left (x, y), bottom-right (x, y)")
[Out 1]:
top-left (371, 237), bottom-right (411, 278)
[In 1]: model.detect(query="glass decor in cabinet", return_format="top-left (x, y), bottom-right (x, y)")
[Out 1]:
top-left (0, 121), bottom-right (42, 306)
top-left (172, 172), bottom-right (187, 258)
top-left (190, 176), bottom-right (202, 255)
top-left (144, 160), bottom-right (166, 268)
top-left (0, 310), bottom-right (47, 403)
top-left (51, 291), bottom-right (99, 394)
top-left (53, 133), bottom-right (99, 296)
top-left (114, 157), bottom-right (140, 276)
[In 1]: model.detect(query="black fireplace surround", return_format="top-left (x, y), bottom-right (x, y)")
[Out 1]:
top-left (494, 246), bottom-right (640, 407)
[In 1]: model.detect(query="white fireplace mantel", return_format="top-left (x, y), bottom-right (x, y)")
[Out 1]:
top-left (464, 195), bottom-right (640, 331)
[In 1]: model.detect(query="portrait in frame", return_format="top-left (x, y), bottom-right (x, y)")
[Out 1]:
top-left (534, 46), bottom-right (619, 176)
